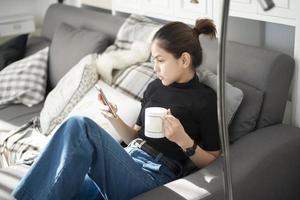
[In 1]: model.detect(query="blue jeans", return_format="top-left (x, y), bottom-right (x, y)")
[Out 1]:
top-left (12, 116), bottom-right (178, 200)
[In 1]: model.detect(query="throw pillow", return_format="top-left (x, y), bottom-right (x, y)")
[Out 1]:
top-left (40, 54), bottom-right (99, 135)
top-left (57, 80), bottom-right (141, 142)
top-left (49, 22), bottom-right (110, 88)
top-left (97, 14), bottom-right (162, 85)
top-left (198, 68), bottom-right (244, 124)
top-left (0, 47), bottom-right (49, 107)
top-left (96, 41), bottom-right (150, 84)
top-left (109, 14), bottom-right (163, 51)
top-left (112, 62), bottom-right (155, 101)
top-left (229, 81), bottom-right (264, 142)
top-left (0, 34), bottom-right (28, 71)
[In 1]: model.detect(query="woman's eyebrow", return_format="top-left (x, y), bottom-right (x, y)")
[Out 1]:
top-left (154, 55), bottom-right (162, 59)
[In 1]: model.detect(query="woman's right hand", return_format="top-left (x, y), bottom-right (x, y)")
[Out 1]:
top-left (98, 94), bottom-right (119, 119)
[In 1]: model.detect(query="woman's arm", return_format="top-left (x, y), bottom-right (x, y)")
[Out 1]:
top-left (109, 117), bottom-right (141, 145)
top-left (179, 137), bottom-right (220, 168)
top-left (98, 95), bottom-right (140, 144)
top-left (163, 110), bottom-right (220, 168)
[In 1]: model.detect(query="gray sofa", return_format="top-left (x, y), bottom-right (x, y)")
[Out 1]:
top-left (1, 3), bottom-right (300, 200)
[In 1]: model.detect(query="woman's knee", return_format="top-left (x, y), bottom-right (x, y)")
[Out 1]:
top-left (65, 116), bottom-right (105, 136)
top-left (66, 116), bottom-right (96, 128)
top-left (61, 116), bottom-right (91, 137)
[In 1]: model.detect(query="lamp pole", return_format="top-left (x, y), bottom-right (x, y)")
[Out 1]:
top-left (216, 0), bottom-right (233, 199)
top-left (217, 1), bottom-right (274, 200)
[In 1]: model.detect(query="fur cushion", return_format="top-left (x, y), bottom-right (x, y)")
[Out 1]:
top-left (96, 41), bottom-right (150, 84)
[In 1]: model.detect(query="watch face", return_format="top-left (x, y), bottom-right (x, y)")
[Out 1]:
top-left (185, 141), bottom-right (197, 157)
top-left (185, 148), bottom-right (195, 157)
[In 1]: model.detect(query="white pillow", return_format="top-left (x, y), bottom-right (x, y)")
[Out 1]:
top-left (49, 80), bottom-right (141, 142)
top-left (198, 68), bottom-right (244, 124)
top-left (0, 47), bottom-right (48, 107)
top-left (40, 54), bottom-right (99, 135)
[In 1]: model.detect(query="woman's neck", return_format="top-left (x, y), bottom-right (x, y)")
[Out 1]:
top-left (177, 68), bottom-right (195, 83)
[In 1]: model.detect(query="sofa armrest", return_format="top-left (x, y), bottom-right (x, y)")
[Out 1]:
top-left (133, 124), bottom-right (300, 200)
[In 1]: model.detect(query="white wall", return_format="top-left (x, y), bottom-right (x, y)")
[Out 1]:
top-left (227, 16), bottom-right (265, 47)
top-left (0, 0), bottom-right (56, 31)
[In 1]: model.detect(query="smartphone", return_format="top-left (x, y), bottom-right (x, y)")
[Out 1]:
top-left (95, 85), bottom-right (118, 118)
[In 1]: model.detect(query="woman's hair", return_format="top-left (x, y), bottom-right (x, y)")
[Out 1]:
top-left (152, 19), bottom-right (216, 68)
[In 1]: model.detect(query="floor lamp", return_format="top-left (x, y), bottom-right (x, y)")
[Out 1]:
top-left (217, 1), bottom-right (275, 200)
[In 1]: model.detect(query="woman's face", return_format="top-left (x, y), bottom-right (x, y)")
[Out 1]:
top-left (151, 40), bottom-right (188, 86)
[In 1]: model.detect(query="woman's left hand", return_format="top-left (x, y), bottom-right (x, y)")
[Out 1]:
top-left (163, 109), bottom-right (191, 148)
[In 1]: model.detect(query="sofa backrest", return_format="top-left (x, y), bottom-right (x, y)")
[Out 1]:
top-left (41, 3), bottom-right (125, 44)
top-left (199, 35), bottom-right (294, 129)
top-left (41, 3), bottom-right (295, 131)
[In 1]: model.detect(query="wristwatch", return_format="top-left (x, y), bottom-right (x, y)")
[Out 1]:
top-left (184, 140), bottom-right (197, 157)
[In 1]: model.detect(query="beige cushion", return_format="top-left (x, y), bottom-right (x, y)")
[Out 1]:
top-left (40, 54), bottom-right (99, 135)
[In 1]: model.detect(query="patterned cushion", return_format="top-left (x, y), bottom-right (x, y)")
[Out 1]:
top-left (98, 15), bottom-right (162, 85)
top-left (0, 117), bottom-right (47, 168)
top-left (106, 14), bottom-right (162, 53)
top-left (40, 54), bottom-right (99, 136)
top-left (0, 47), bottom-right (48, 107)
top-left (112, 62), bottom-right (155, 101)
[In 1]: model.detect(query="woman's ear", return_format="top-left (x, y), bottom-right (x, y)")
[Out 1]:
top-left (181, 52), bottom-right (192, 68)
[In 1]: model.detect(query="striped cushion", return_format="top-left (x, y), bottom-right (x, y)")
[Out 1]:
top-left (100, 15), bottom-right (162, 85)
top-left (112, 62), bottom-right (155, 101)
top-left (105, 14), bottom-right (162, 53)
top-left (0, 117), bottom-right (47, 168)
top-left (0, 47), bottom-right (48, 107)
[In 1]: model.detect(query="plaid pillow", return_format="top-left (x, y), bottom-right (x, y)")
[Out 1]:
top-left (112, 62), bottom-right (155, 101)
top-left (105, 14), bottom-right (162, 53)
top-left (0, 47), bottom-right (48, 107)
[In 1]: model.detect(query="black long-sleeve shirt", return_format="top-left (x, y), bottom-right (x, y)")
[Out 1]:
top-left (136, 74), bottom-right (220, 164)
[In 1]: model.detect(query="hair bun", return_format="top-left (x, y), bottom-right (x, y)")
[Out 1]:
top-left (193, 27), bottom-right (201, 35)
top-left (194, 18), bottom-right (217, 39)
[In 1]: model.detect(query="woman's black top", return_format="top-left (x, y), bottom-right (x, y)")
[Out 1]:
top-left (136, 74), bottom-right (220, 164)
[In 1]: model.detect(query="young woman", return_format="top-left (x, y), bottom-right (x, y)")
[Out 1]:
top-left (12, 18), bottom-right (220, 200)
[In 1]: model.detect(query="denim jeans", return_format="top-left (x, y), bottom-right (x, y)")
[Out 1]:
top-left (12, 116), bottom-right (178, 200)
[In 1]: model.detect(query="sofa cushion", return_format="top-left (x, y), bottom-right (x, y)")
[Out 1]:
top-left (49, 22), bottom-right (110, 88)
top-left (113, 14), bottom-right (162, 49)
top-left (40, 54), bottom-right (98, 135)
top-left (98, 14), bottom-right (162, 85)
top-left (112, 62), bottom-right (155, 101)
top-left (0, 34), bottom-right (28, 71)
top-left (229, 81), bottom-right (264, 142)
top-left (96, 41), bottom-right (151, 84)
top-left (0, 117), bottom-right (48, 168)
top-left (62, 80), bottom-right (141, 142)
top-left (0, 47), bottom-right (49, 107)
top-left (198, 68), bottom-right (243, 125)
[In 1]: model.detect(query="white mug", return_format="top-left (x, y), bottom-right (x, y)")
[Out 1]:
top-left (144, 107), bottom-right (167, 138)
